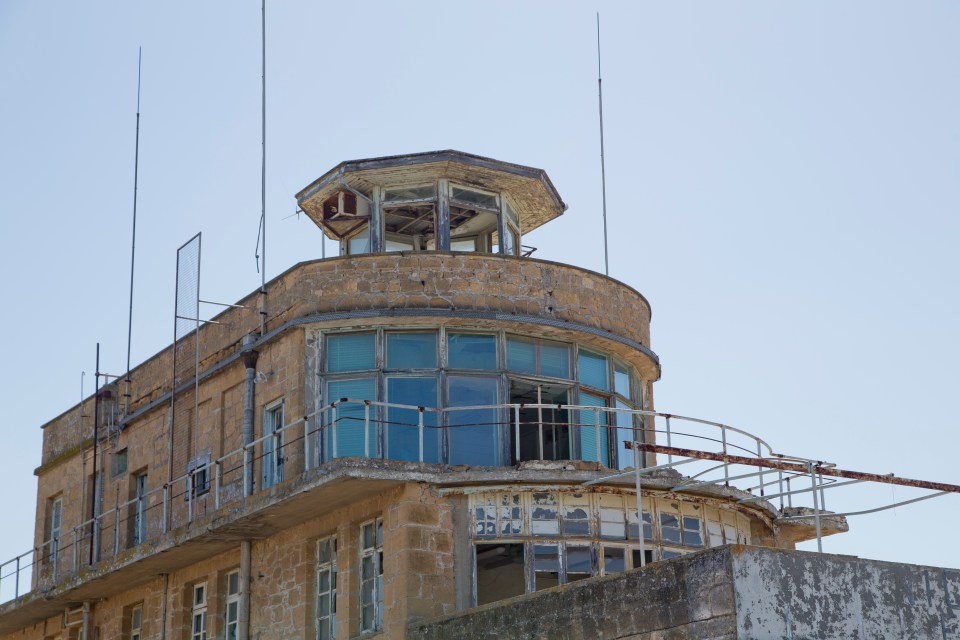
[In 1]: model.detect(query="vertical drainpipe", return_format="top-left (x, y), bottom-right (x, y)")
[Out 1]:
top-left (81, 602), bottom-right (90, 640)
top-left (239, 335), bottom-right (258, 640)
top-left (241, 334), bottom-right (260, 497)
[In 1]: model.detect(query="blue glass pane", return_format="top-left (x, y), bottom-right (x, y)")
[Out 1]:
top-left (540, 342), bottom-right (570, 378)
top-left (387, 332), bottom-right (437, 369)
top-left (447, 376), bottom-right (500, 466)
top-left (614, 400), bottom-right (637, 470)
top-left (327, 333), bottom-right (376, 372)
top-left (448, 333), bottom-right (497, 370)
top-left (578, 350), bottom-right (609, 391)
top-left (579, 392), bottom-right (609, 466)
top-left (327, 378), bottom-right (376, 458)
top-left (614, 364), bottom-right (632, 399)
top-left (386, 377), bottom-right (440, 463)
top-left (506, 337), bottom-right (536, 374)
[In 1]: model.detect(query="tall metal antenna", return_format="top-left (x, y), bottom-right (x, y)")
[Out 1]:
top-left (597, 12), bottom-right (610, 277)
top-left (258, 0), bottom-right (267, 335)
top-left (124, 48), bottom-right (143, 415)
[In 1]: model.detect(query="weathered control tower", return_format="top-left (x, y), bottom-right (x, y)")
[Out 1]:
top-left (1, 151), bottom-right (842, 640)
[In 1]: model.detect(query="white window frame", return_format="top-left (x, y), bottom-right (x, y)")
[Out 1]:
top-left (191, 582), bottom-right (208, 640)
top-left (48, 495), bottom-right (63, 565)
top-left (262, 400), bottom-right (285, 489)
top-left (316, 536), bottom-right (337, 640)
top-left (225, 569), bottom-right (240, 640)
top-left (359, 518), bottom-right (383, 633)
top-left (130, 602), bottom-right (143, 640)
top-left (133, 471), bottom-right (148, 545)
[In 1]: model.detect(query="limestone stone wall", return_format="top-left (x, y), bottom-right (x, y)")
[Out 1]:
top-left (5, 481), bottom-right (457, 640)
top-left (38, 253), bottom-right (653, 468)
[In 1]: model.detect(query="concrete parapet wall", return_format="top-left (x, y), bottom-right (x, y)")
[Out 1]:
top-left (409, 545), bottom-right (960, 640)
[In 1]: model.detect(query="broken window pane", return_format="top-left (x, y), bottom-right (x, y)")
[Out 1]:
top-left (566, 544), bottom-right (592, 582)
top-left (531, 493), bottom-right (560, 536)
top-left (383, 184), bottom-right (436, 202)
top-left (450, 186), bottom-right (498, 210)
top-left (476, 544), bottom-right (525, 605)
top-left (562, 494), bottom-right (591, 536)
top-left (660, 514), bottom-right (682, 544)
top-left (533, 545), bottom-right (561, 591)
top-left (683, 516), bottom-right (704, 547)
top-left (599, 495), bottom-right (626, 540)
top-left (603, 546), bottom-right (625, 574)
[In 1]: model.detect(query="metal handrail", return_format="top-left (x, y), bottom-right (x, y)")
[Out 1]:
top-left (4, 399), bottom-right (940, 604)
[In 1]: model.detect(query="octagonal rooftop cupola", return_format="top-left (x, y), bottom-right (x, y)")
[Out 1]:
top-left (295, 150), bottom-right (567, 257)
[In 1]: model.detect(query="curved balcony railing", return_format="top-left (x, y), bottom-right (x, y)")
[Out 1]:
top-left (0, 401), bottom-right (782, 604)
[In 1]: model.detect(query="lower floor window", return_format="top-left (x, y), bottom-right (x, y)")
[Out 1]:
top-left (191, 582), bottom-right (207, 640)
top-left (360, 519), bottom-right (383, 633)
top-left (317, 537), bottom-right (337, 640)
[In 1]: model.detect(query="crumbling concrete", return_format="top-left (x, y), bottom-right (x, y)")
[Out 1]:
top-left (408, 545), bottom-right (960, 640)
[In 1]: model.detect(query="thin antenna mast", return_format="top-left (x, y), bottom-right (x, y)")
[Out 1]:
top-left (597, 13), bottom-right (610, 277)
top-left (124, 48), bottom-right (143, 415)
top-left (258, 0), bottom-right (267, 335)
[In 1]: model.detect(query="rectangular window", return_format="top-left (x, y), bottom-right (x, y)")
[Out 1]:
top-left (530, 492), bottom-right (560, 536)
top-left (565, 544), bottom-right (592, 583)
top-left (326, 332), bottom-right (376, 372)
top-left (450, 185), bottom-right (498, 211)
top-left (683, 516), bottom-right (704, 547)
top-left (47, 495), bottom-right (63, 565)
top-left (577, 350), bottom-right (609, 391)
top-left (447, 333), bottom-right (497, 370)
top-left (326, 378), bottom-right (377, 459)
top-left (602, 546), bottom-right (626, 575)
top-left (532, 544), bottom-right (560, 591)
top-left (386, 376), bottom-right (439, 463)
top-left (132, 472), bottom-right (148, 545)
top-left (475, 543), bottom-right (524, 606)
top-left (262, 401), bottom-right (284, 489)
top-left (191, 582), bottom-right (207, 640)
top-left (386, 332), bottom-right (437, 369)
top-left (130, 603), bottom-right (143, 640)
top-left (225, 570), bottom-right (240, 640)
top-left (561, 493), bottom-right (590, 536)
top-left (316, 537), bottom-right (337, 640)
top-left (360, 519), bottom-right (383, 633)
top-left (613, 362), bottom-right (633, 400)
top-left (578, 392), bottom-right (610, 466)
top-left (113, 448), bottom-right (128, 477)
top-left (446, 375), bottom-right (500, 466)
top-left (506, 336), bottom-right (570, 379)
top-left (599, 494), bottom-right (626, 540)
top-left (186, 453), bottom-right (211, 500)
top-left (383, 184), bottom-right (436, 202)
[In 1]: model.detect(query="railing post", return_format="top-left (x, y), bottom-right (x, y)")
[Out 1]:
top-left (243, 443), bottom-right (251, 498)
top-left (304, 414), bottom-right (311, 471)
top-left (162, 483), bottom-right (169, 533)
top-left (665, 415), bottom-right (673, 465)
top-left (594, 409), bottom-right (602, 465)
top-left (114, 505), bottom-right (121, 556)
top-left (72, 528), bottom-right (78, 574)
top-left (513, 405), bottom-right (521, 463)
top-left (32, 547), bottom-right (39, 591)
top-left (756, 441), bottom-right (765, 497)
top-left (14, 556), bottom-right (19, 600)
top-left (418, 408), bottom-right (425, 463)
top-left (721, 425), bottom-right (729, 486)
top-left (809, 462), bottom-right (823, 552)
top-left (364, 402), bottom-right (370, 458)
top-left (537, 403), bottom-right (544, 460)
top-left (214, 460), bottom-right (221, 510)
top-left (332, 404), bottom-right (338, 459)
top-left (778, 470), bottom-right (785, 510)
top-left (187, 470), bottom-right (194, 523)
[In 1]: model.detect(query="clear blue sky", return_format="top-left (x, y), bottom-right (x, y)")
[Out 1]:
top-left (1, 1), bottom-right (958, 575)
